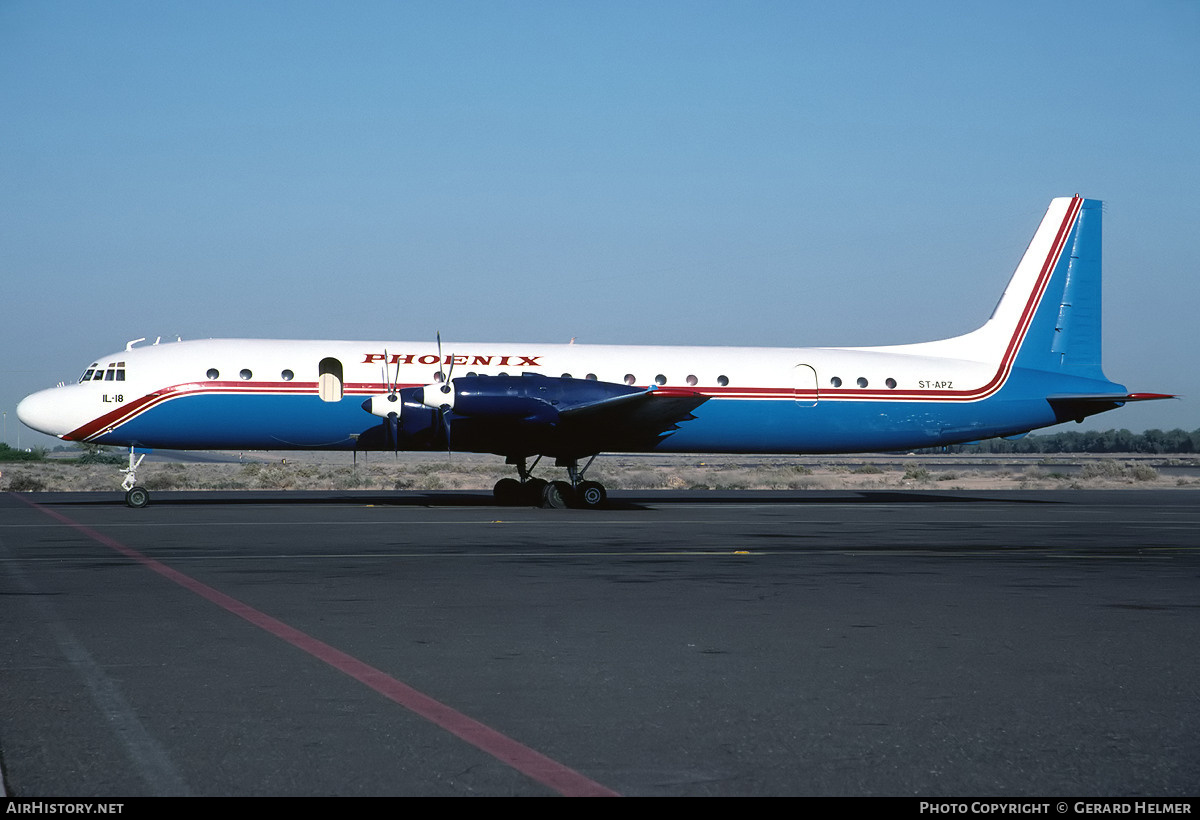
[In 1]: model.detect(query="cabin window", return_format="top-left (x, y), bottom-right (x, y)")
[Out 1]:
top-left (857, 377), bottom-right (868, 388)
top-left (686, 375), bottom-right (698, 386)
top-left (624, 374), bottom-right (636, 385)
top-left (239, 369), bottom-right (253, 380)
top-left (318, 357), bottom-right (344, 402)
top-left (207, 368), bottom-right (220, 380)
top-left (281, 370), bottom-right (294, 381)
top-left (586, 373), bottom-right (597, 381)
top-left (717, 375), bottom-right (729, 387)
top-left (654, 374), bottom-right (667, 386)
top-left (886, 378), bottom-right (897, 389)
top-left (561, 373), bottom-right (572, 379)
top-left (830, 377), bottom-right (842, 387)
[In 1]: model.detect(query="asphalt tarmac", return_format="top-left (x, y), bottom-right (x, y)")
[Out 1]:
top-left (2, 489), bottom-right (1197, 796)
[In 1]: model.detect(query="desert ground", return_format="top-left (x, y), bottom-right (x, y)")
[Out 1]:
top-left (3, 450), bottom-right (1197, 494)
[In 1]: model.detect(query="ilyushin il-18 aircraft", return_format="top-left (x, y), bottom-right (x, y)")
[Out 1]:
top-left (18, 196), bottom-right (1170, 508)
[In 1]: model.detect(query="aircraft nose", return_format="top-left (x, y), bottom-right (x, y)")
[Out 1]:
top-left (17, 387), bottom-right (73, 438)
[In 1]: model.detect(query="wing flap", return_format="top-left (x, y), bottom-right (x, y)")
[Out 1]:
top-left (557, 387), bottom-right (708, 453)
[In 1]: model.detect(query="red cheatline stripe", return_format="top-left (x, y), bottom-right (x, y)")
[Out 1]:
top-left (14, 495), bottom-right (619, 797)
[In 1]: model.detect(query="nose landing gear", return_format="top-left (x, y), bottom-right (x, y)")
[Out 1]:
top-left (120, 447), bottom-right (150, 508)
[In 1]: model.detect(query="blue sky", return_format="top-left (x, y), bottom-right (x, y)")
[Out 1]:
top-left (3, 0), bottom-right (1197, 448)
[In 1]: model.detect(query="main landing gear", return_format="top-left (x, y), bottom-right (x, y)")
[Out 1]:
top-left (120, 446), bottom-right (150, 508)
top-left (492, 455), bottom-right (608, 509)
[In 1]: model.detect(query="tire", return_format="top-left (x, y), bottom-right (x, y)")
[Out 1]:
top-left (577, 480), bottom-right (607, 509)
top-left (520, 478), bottom-right (548, 506)
top-left (541, 480), bottom-right (573, 509)
top-left (493, 478), bottom-right (521, 505)
top-left (125, 486), bottom-right (150, 508)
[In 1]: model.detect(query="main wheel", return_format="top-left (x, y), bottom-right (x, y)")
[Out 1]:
top-left (541, 480), bottom-right (574, 509)
top-left (125, 486), bottom-right (150, 508)
top-left (493, 478), bottom-right (521, 505)
top-left (577, 480), bottom-right (607, 509)
top-left (520, 478), bottom-right (548, 506)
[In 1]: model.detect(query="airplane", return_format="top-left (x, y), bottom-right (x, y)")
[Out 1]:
top-left (17, 196), bottom-right (1171, 508)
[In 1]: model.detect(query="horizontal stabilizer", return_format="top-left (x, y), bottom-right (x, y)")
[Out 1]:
top-left (1047, 392), bottom-right (1176, 403)
top-left (1046, 392), bottom-right (1175, 424)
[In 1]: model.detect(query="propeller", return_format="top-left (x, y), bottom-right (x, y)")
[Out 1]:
top-left (360, 349), bottom-right (405, 453)
top-left (386, 350), bottom-right (402, 452)
top-left (420, 332), bottom-right (456, 410)
top-left (360, 337), bottom-right (459, 454)
top-left (423, 333), bottom-right (455, 451)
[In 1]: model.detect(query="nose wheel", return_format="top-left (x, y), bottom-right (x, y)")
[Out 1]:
top-left (125, 485), bottom-right (150, 508)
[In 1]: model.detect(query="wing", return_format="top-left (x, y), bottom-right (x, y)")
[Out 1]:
top-left (555, 386), bottom-right (709, 455)
top-left (374, 374), bottom-right (709, 459)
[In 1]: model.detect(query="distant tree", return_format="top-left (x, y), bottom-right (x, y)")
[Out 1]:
top-left (74, 443), bottom-right (124, 465)
top-left (923, 428), bottom-right (1200, 455)
top-left (0, 442), bottom-right (46, 462)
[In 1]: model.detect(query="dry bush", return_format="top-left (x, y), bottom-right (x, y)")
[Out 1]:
top-left (903, 466), bottom-right (931, 482)
top-left (5, 472), bottom-right (47, 492)
top-left (1078, 460), bottom-right (1158, 483)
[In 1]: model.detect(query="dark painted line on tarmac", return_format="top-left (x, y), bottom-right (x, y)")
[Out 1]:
top-left (11, 493), bottom-right (619, 798)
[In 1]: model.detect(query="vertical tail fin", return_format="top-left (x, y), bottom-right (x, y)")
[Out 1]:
top-left (890, 197), bottom-right (1169, 418)
top-left (927, 197), bottom-right (1111, 383)
top-left (1011, 197), bottom-right (1106, 379)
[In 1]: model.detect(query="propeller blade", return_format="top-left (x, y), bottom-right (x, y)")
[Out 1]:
top-left (442, 410), bottom-right (451, 454)
top-left (382, 348), bottom-right (401, 397)
top-left (387, 411), bottom-right (399, 454)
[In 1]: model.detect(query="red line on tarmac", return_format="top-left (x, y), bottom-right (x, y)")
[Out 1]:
top-left (14, 495), bottom-right (619, 797)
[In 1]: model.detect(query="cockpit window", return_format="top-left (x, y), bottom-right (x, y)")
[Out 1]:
top-left (81, 361), bottom-right (125, 383)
